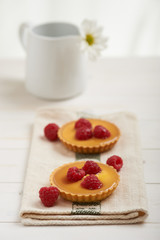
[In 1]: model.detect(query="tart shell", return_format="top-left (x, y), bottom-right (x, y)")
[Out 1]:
top-left (58, 119), bottom-right (120, 154)
top-left (50, 161), bottom-right (120, 203)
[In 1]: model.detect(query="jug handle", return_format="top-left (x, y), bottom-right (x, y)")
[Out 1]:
top-left (19, 23), bottom-right (31, 50)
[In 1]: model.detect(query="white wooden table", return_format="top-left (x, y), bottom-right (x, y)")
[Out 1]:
top-left (0, 58), bottom-right (160, 239)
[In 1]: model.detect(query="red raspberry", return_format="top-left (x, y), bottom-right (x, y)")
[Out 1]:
top-left (39, 186), bottom-right (59, 207)
top-left (44, 123), bottom-right (59, 141)
top-left (106, 155), bottom-right (123, 171)
top-left (81, 175), bottom-right (103, 190)
top-left (75, 118), bottom-right (92, 129)
top-left (82, 160), bottom-right (101, 175)
top-left (93, 125), bottom-right (111, 139)
top-left (67, 167), bottom-right (85, 182)
top-left (75, 127), bottom-right (92, 140)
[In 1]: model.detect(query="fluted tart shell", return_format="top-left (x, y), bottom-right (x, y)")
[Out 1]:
top-left (50, 161), bottom-right (120, 203)
top-left (58, 119), bottom-right (120, 153)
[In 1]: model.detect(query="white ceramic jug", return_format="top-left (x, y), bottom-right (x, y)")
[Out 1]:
top-left (19, 22), bottom-right (86, 100)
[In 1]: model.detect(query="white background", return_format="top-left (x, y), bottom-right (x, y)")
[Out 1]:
top-left (0, 0), bottom-right (160, 58)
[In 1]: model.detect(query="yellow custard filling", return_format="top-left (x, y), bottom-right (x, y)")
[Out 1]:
top-left (58, 119), bottom-right (120, 147)
top-left (50, 161), bottom-right (119, 195)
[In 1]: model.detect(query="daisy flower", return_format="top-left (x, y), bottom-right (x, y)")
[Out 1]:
top-left (80, 19), bottom-right (108, 60)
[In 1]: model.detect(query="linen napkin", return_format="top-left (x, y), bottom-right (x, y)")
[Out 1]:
top-left (20, 108), bottom-right (148, 225)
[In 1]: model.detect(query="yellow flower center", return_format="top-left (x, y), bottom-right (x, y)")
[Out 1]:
top-left (86, 34), bottom-right (95, 46)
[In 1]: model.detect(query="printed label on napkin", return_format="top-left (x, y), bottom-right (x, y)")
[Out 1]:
top-left (72, 202), bottom-right (101, 215)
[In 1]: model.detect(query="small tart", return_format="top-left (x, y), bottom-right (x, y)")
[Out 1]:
top-left (50, 161), bottom-right (120, 202)
top-left (58, 119), bottom-right (120, 153)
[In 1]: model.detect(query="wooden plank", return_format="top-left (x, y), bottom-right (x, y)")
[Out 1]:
top-left (143, 150), bottom-right (160, 183)
top-left (0, 80), bottom-right (49, 111)
top-left (0, 113), bottom-right (160, 149)
top-left (0, 95), bottom-right (160, 120)
top-left (0, 139), bottom-right (29, 149)
top-left (0, 110), bottom-right (34, 121)
top-left (0, 148), bottom-right (160, 184)
top-left (0, 149), bottom-right (28, 182)
top-left (140, 120), bottom-right (160, 149)
top-left (0, 119), bottom-right (31, 139)
top-left (0, 183), bottom-right (22, 222)
top-left (0, 183), bottom-right (159, 223)
top-left (146, 184), bottom-right (160, 224)
top-left (0, 112), bottom-right (33, 149)
top-left (0, 222), bottom-right (160, 240)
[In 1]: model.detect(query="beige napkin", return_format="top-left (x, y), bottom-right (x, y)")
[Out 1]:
top-left (20, 108), bottom-right (148, 225)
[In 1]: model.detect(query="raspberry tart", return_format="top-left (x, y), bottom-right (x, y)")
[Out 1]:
top-left (50, 160), bottom-right (120, 202)
top-left (58, 118), bottom-right (120, 153)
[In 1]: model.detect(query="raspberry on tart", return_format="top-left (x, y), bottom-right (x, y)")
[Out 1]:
top-left (50, 161), bottom-right (120, 202)
top-left (106, 155), bottom-right (123, 171)
top-left (75, 127), bottom-right (93, 140)
top-left (58, 119), bottom-right (120, 153)
top-left (67, 167), bottom-right (85, 182)
top-left (81, 174), bottom-right (103, 190)
top-left (44, 123), bottom-right (59, 141)
top-left (82, 160), bottom-right (101, 175)
top-left (39, 186), bottom-right (59, 207)
top-left (75, 118), bottom-right (92, 129)
top-left (93, 125), bottom-right (111, 139)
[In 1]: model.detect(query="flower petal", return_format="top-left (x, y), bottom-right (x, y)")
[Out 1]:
top-left (81, 40), bottom-right (89, 51)
top-left (92, 26), bottom-right (103, 37)
top-left (94, 37), bottom-right (108, 49)
top-left (80, 19), bottom-right (108, 61)
top-left (81, 19), bottom-right (92, 34)
top-left (87, 46), bottom-right (101, 61)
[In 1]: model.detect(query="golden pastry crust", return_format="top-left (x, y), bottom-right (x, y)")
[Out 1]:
top-left (58, 119), bottom-right (120, 153)
top-left (50, 161), bottom-right (120, 202)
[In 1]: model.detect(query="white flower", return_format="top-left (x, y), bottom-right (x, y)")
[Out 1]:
top-left (80, 19), bottom-right (108, 60)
